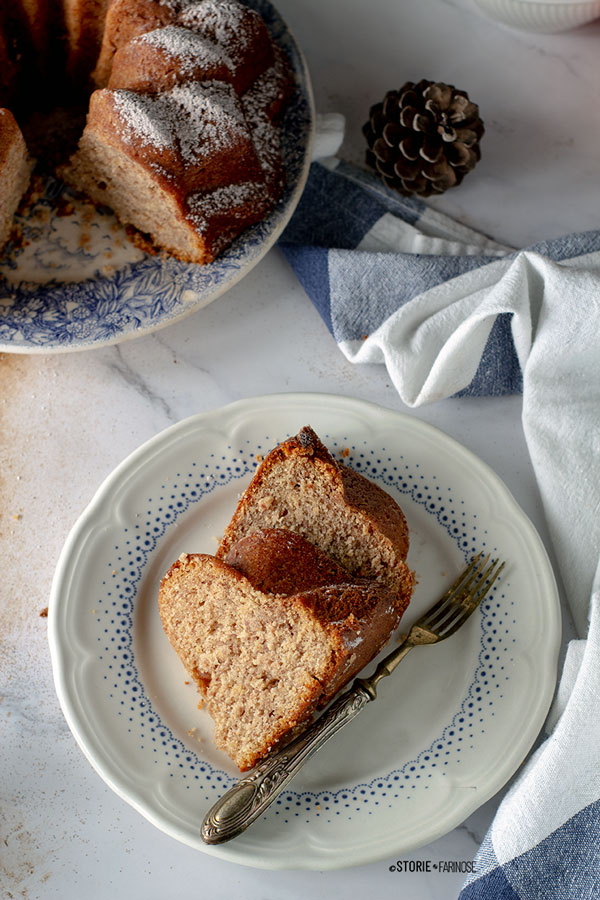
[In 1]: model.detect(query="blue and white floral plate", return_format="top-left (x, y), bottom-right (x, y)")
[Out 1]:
top-left (48, 394), bottom-right (561, 869)
top-left (0, 0), bottom-right (314, 353)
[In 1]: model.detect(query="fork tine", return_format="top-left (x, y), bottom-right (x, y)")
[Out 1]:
top-left (437, 553), bottom-right (485, 601)
top-left (435, 558), bottom-right (505, 639)
top-left (477, 558), bottom-right (505, 603)
top-left (457, 553), bottom-right (494, 597)
top-left (421, 556), bottom-right (503, 635)
top-left (360, 557), bottom-right (506, 694)
top-left (417, 553), bottom-right (484, 629)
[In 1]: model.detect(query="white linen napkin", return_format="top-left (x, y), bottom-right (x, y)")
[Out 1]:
top-left (279, 155), bottom-right (600, 897)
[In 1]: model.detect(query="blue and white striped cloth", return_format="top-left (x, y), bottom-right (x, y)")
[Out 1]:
top-left (279, 157), bottom-right (600, 898)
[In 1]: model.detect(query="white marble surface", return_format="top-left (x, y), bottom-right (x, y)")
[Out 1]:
top-left (1, 0), bottom-right (591, 896)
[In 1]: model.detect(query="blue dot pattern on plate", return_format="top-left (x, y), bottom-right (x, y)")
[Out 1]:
top-left (96, 434), bottom-right (511, 819)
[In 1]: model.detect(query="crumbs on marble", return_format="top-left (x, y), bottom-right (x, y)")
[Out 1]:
top-left (39, 607), bottom-right (48, 618)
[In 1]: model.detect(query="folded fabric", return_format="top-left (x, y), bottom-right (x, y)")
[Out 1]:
top-left (279, 159), bottom-right (600, 898)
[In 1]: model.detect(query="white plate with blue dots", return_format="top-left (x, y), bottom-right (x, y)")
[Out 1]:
top-left (49, 393), bottom-right (561, 869)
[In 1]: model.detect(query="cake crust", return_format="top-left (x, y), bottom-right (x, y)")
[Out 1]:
top-left (0, 108), bottom-right (32, 253)
top-left (217, 426), bottom-right (412, 596)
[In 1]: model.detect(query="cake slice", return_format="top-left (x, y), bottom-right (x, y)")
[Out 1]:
top-left (69, 81), bottom-right (263, 193)
top-left (159, 528), bottom-right (411, 770)
top-left (217, 426), bottom-right (412, 598)
top-left (61, 80), bottom-right (267, 262)
top-left (0, 109), bottom-right (32, 254)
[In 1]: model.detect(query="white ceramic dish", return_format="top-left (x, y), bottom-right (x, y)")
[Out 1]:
top-left (470, 0), bottom-right (600, 33)
top-left (49, 393), bottom-right (561, 870)
top-left (0, 0), bottom-right (314, 353)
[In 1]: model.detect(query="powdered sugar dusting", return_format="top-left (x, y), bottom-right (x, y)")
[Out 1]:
top-left (189, 181), bottom-right (262, 215)
top-left (246, 110), bottom-right (281, 185)
top-left (242, 77), bottom-right (283, 187)
top-left (178, 0), bottom-right (261, 55)
top-left (243, 48), bottom-right (291, 119)
top-left (112, 91), bottom-right (174, 150)
top-left (244, 70), bottom-right (276, 118)
top-left (157, 0), bottom-right (187, 11)
top-left (187, 180), bottom-right (265, 232)
top-left (140, 25), bottom-right (234, 74)
top-left (169, 81), bottom-right (245, 161)
top-left (111, 81), bottom-right (248, 163)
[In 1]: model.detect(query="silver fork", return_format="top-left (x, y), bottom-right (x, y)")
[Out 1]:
top-left (201, 553), bottom-right (505, 844)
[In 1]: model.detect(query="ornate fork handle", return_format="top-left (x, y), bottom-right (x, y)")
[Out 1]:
top-left (201, 682), bottom-right (372, 844)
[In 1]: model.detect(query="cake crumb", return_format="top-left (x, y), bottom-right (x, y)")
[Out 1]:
top-left (39, 607), bottom-right (49, 618)
top-left (125, 225), bottom-right (160, 255)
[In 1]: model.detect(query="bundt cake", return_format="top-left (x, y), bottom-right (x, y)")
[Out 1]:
top-left (0, 0), bottom-right (294, 263)
top-left (159, 428), bottom-right (414, 770)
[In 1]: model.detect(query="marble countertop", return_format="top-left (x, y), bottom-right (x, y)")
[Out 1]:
top-left (1, 0), bottom-right (591, 896)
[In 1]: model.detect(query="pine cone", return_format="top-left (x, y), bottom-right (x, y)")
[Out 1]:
top-left (363, 80), bottom-right (484, 197)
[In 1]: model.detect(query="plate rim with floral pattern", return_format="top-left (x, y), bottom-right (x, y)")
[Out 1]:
top-left (48, 393), bottom-right (561, 870)
top-left (0, 0), bottom-right (314, 354)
